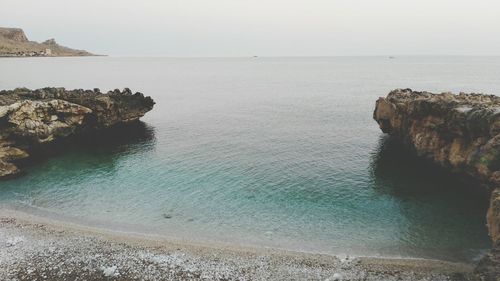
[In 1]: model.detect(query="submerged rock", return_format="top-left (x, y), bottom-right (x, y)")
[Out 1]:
top-left (0, 87), bottom-right (154, 178)
top-left (373, 89), bottom-right (500, 280)
top-left (475, 241), bottom-right (500, 281)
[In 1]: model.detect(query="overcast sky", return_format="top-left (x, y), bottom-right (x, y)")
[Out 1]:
top-left (2, 0), bottom-right (500, 57)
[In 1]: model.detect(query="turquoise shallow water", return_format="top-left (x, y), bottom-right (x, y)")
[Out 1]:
top-left (0, 56), bottom-right (498, 261)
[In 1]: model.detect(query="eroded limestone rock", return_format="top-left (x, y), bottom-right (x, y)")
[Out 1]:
top-left (0, 87), bottom-right (154, 178)
top-left (487, 189), bottom-right (500, 246)
top-left (373, 89), bottom-right (500, 280)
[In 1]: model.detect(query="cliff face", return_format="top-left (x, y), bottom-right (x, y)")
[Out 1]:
top-left (0, 28), bottom-right (28, 42)
top-left (374, 89), bottom-right (500, 186)
top-left (373, 89), bottom-right (500, 280)
top-left (0, 27), bottom-right (95, 57)
top-left (0, 87), bottom-right (154, 178)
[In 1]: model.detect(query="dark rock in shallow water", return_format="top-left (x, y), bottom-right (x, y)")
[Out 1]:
top-left (373, 89), bottom-right (500, 280)
top-left (474, 241), bottom-right (500, 281)
top-left (0, 87), bottom-right (155, 178)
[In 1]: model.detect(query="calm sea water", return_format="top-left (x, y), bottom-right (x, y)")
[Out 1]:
top-left (0, 56), bottom-right (498, 261)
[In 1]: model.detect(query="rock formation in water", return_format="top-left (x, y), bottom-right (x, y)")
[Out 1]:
top-left (373, 89), bottom-right (500, 280)
top-left (0, 27), bottom-right (96, 57)
top-left (0, 87), bottom-right (154, 178)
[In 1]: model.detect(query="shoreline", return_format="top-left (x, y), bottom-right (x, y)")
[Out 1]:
top-left (0, 206), bottom-right (477, 280)
top-left (1, 202), bottom-right (488, 262)
top-left (0, 54), bottom-right (106, 58)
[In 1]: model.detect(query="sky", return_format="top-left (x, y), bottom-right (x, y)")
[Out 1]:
top-left (2, 0), bottom-right (500, 57)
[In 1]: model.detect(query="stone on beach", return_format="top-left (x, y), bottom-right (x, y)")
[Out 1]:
top-left (101, 265), bottom-right (120, 277)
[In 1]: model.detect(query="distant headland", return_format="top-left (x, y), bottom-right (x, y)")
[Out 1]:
top-left (0, 27), bottom-right (98, 57)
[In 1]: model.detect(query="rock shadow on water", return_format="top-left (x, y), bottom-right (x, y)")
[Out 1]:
top-left (370, 135), bottom-right (489, 202)
top-left (14, 121), bottom-right (157, 177)
top-left (369, 135), bottom-right (491, 261)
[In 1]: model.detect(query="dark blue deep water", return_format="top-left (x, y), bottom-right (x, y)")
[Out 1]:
top-left (1, 56), bottom-right (498, 261)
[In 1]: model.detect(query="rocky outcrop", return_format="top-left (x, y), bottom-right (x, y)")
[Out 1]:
top-left (0, 87), bottom-right (154, 178)
top-left (373, 89), bottom-right (500, 280)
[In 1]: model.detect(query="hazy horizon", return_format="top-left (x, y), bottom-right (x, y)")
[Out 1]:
top-left (2, 0), bottom-right (500, 57)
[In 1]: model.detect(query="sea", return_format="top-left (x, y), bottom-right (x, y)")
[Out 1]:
top-left (1, 56), bottom-right (499, 262)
